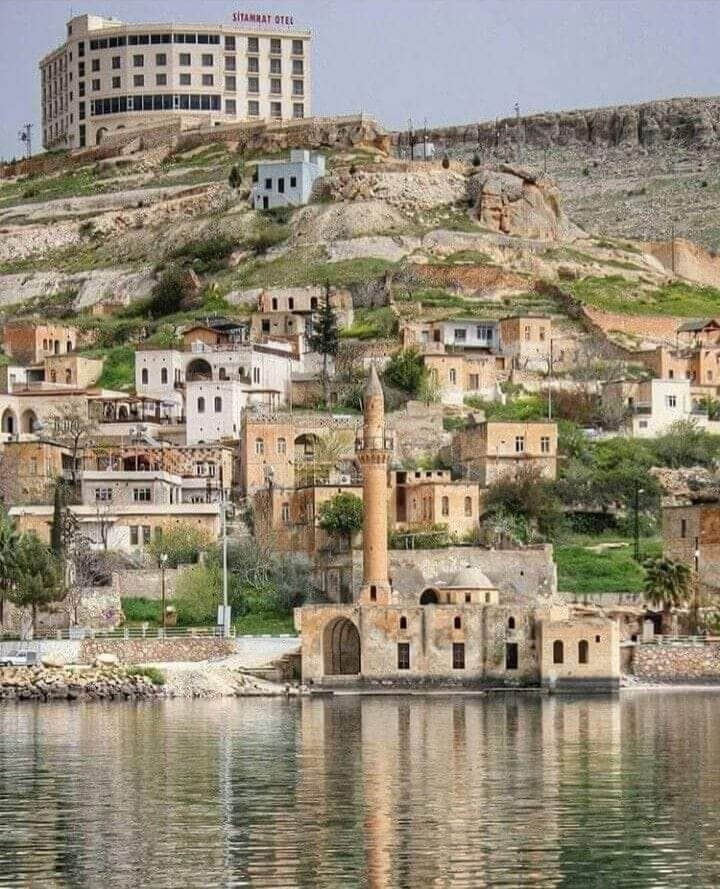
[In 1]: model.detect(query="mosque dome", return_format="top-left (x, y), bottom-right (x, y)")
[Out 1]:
top-left (449, 565), bottom-right (495, 589)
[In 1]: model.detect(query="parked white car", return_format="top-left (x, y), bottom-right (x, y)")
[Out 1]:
top-left (0, 649), bottom-right (40, 667)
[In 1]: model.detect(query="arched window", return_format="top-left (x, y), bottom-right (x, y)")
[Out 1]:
top-left (219, 367), bottom-right (227, 380)
top-left (454, 616), bottom-right (461, 629)
top-left (42, 339), bottom-right (48, 350)
top-left (214, 396), bottom-right (222, 413)
top-left (281, 502), bottom-right (290, 523)
top-left (161, 368), bottom-right (168, 384)
top-left (553, 640), bottom-right (564, 664)
top-left (277, 437), bottom-right (286, 455)
top-left (578, 640), bottom-right (589, 664)
top-left (441, 496), bottom-right (449, 516)
top-left (65, 368), bottom-right (72, 383)
top-left (464, 496), bottom-right (472, 516)
top-left (508, 616), bottom-right (515, 630)
top-left (449, 368), bottom-right (457, 384)
top-left (399, 615), bottom-right (407, 630)
top-left (255, 438), bottom-right (264, 456)
top-left (50, 370), bottom-right (57, 383)
top-left (197, 397), bottom-right (205, 414)
top-left (141, 368), bottom-right (148, 384)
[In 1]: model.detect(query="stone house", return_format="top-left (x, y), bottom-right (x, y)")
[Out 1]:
top-left (43, 354), bottom-right (104, 389)
top-left (452, 419), bottom-right (558, 485)
top-left (2, 322), bottom-right (80, 365)
top-left (0, 439), bottom-right (75, 505)
top-left (251, 149), bottom-right (326, 210)
top-left (498, 315), bottom-right (551, 371)
top-left (601, 378), bottom-right (719, 438)
top-left (677, 318), bottom-right (720, 348)
top-left (423, 353), bottom-right (499, 405)
top-left (389, 469), bottom-right (480, 540)
top-left (401, 319), bottom-right (500, 354)
top-left (79, 469), bottom-right (184, 507)
top-left (663, 498), bottom-right (720, 596)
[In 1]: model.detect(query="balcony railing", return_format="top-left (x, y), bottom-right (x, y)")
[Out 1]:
top-left (355, 433), bottom-right (394, 452)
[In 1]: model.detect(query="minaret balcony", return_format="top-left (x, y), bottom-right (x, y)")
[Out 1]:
top-left (355, 432), bottom-right (393, 452)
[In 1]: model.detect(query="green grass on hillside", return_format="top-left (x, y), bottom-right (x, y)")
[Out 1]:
top-left (93, 346), bottom-right (135, 390)
top-left (234, 611), bottom-right (297, 635)
top-left (228, 250), bottom-right (396, 290)
top-left (569, 276), bottom-right (720, 317)
top-left (556, 537), bottom-right (662, 595)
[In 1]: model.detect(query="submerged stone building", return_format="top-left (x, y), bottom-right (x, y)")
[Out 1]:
top-left (296, 366), bottom-right (619, 692)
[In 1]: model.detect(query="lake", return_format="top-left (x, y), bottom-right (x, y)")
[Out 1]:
top-left (0, 691), bottom-right (718, 888)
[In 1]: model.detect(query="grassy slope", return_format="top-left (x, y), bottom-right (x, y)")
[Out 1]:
top-left (555, 537), bottom-right (662, 594)
top-left (570, 276), bottom-right (720, 317)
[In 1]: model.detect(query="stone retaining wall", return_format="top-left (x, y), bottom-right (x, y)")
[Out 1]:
top-left (0, 665), bottom-right (165, 702)
top-left (633, 643), bottom-right (720, 680)
top-left (79, 637), bottom-right (234, 664)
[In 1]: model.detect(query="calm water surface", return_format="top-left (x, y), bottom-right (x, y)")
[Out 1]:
top-left (1, 691), bottom-right (719, 888)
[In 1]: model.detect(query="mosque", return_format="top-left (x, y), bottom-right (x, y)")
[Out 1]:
top-left (296, 366), bottom-right (620, 692)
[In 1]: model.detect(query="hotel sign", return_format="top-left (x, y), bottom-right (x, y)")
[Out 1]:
top-left (232, 11), bottom-right (296, 26)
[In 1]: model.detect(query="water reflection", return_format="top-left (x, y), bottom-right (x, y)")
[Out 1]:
top-left (0, 692), bottom-right (719, 888)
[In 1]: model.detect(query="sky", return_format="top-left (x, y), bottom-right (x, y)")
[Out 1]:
top-left (0, 0), bottom-right (718, 160)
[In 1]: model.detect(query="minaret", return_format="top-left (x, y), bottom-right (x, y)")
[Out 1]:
top-left (356, 363), bottom-right (392, 605)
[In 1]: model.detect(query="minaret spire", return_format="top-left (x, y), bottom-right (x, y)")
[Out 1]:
top-left (356, 363), bottom-right (392, 605)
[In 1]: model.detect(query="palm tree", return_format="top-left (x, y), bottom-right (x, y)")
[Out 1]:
top-left (0, 510), bottom-right (20, 627)
top-left (643, 558), bottom-right (692, 635)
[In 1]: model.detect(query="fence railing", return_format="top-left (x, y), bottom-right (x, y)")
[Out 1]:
top-left (0, 626), bottom-right (235, 642)
top-left (643, 635), bottom-right (720, 645)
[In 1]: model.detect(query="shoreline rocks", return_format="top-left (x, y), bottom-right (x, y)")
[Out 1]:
top-left (0, 665), bottom-right (166, 703)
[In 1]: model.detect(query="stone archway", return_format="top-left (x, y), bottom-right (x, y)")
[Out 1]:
top-left (186, 358), bottom-right (213, 382)
top-left (21, 409), bottom-right (37, 434)
top-left (95, 127), bottom-right (108, 145)
top-left (420, 588), bottom-right (439, 605)
top-left (1, 408), bottom-right (17, 435)
top-left (323, 617), bottom-right (361, 675)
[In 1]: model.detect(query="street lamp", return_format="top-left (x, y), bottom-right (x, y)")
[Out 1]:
top-left (160, 553), bottom-right (168, 633)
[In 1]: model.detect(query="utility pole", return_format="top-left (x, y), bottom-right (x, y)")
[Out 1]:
top-left (160, 553), bottom-right (168, 633)
top-left (408, 116), bottom-right (414, 166)
top-left (18, 123), bottom-right (32, 161)
top-left (547, 338), bottom-right (553, 421)
top-left (671, 222), bottom-right (676, 274)
top-left (514, 101), bottom-right (522, 163)
top-left (633, 481), bottom-right (644, 562)
top-left (423, 117), bottom-right (428, 162)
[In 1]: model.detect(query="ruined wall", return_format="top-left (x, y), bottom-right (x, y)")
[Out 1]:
top-left (79, 637), bottom-right (234, 664)
top-left (633, 643), bottom-right (720, 681)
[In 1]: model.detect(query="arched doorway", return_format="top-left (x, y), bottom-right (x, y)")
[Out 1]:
top-left (21, 409), bottom-right (37, 434)
top-left (1, 409), bottom-right (17, 435)
top-left (294, 432), bottom-right (318, 462)
top-left (323, 617), bottom-right (361, 675)
top-left (186, 358), bottom-right (213, 382)
top-left (420, 588), bottom-right (439, 605)
top-left (95, 127), bottom-right (108, 145)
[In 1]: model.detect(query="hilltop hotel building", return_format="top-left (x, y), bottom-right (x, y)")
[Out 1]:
top-left (40, 14), bottom-right (312, 151)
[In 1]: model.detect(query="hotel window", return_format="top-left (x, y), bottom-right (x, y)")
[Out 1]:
top-left (225, 35), bottom-right (236, 51)
top-left (95, 488), bottom-right (113, 502)
top-left (464, 496), bottom-right (472, 516)
top-left (225, 99), bottom-right (236, 114)
top-left (247, 56), bottom-right (259, 73)
top-left (270, 58), bottom-right (281, 75)
top-left (79, 82), bottom-right (85, 97)
top-left (134, 488), bottom-right (152, 503)
top-left (201, 53), bottom-right (213, 66)
top-left (292, 59), bottom-right (304, 75)
top-left (452, 643), bottom-right (465, 669)
top-left (92, 79), bottom-right (100, 91)
top-left (248, 100), bottom-right (259, 117)
top-left (133, 74), bottom-right (144, 87)
top-left (270, 78), bottom-right (282, 95)
top-left (91, 58), bottom-right (100, 72)
top-left (133, 54), bottom-right (144, 67)
top-left (179, 73), bottom-right (191, 85)
top-left (156, 73), bottom-right (167, 86)
top-left (248, 77), bottom-right (259, 94)
top-left (292, 79), bottom-right (304, 96)
top-left (255, 438), bottom-right (264, 456)
top-left (112, 56), bottom-right (121, 69)
top-left (179, 53), bottom-right (191, 66)
top-left (214, 396), bottom-right (222, 412)
top-left (112, 76), bottom-right (121, 89)
top-left (225, 55), bottom-right (236, 71)
top-left (225, 76), bottom-right (236, 91)
top-left (202, 73), bottom-right (214, 86)
top-left (270, 38), bottom-right (281, 54)
top-left (78, 40), bottom-right (85, 57)
top-left (270, 101), bottom-right (283, 117)
top-left (293, 103), bottom-right (304, 119)
top-left (515, 436), bottom-right (525, 453)
top-left (540, 436), bottom-right (550, 454)
top-left (277, 437), bottom-right (286, 455)
top-left (281, 502), bottom-right (290, 524)
top-left (197, 397), bottom-right (205, 414)
top-left (156, 53), bottom-right (167, 66)
top-left (78, 61), bottom-right (85, 77)
top-left (248, 36), bottom-right (259, 52)
top-left (397, 643), bottom-right (410, 670)
top-left (292, 39), bottom-right (303, 55)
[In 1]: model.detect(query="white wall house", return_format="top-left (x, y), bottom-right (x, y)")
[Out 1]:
top-left (438, 320), bottom-right (499, 352)
top-left (79, 470), bottom-right (183, 506)
top-left (606, 378), bottom-right (720, 437)
top-left (251, 149), bottom-right (325, 209)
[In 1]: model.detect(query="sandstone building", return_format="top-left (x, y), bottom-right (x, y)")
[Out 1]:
top-left (452, 418), bottom-right (558, 485)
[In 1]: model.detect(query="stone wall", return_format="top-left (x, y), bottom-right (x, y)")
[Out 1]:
top-left (115, 565), bottom-right (192, 600)
top-left (582, 306), bottom-right (683, 346)
top-left (79, 637), bottom-right (234, 664)
top-left (632, 642), bottom-right (720, 681)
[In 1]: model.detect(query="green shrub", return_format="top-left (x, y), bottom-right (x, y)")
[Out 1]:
top-left (172, 233), bottom-right (238, 273)
top-left (96, 346), bottom-right (135, 389)
top-left (147, 522), bottom-right (214, 568)
top-left (121, 597), bottom-right (163, 624)
top-left (148, 266), bottom-right (193, 318)
top-left (174, 563), bottom-right (219, 625)
top-left (383, 348), bottom-right (427, 396)
top-left (126, 665), bottom-right (166, 686)
top-left (260, 205), bottom-right (292, 224)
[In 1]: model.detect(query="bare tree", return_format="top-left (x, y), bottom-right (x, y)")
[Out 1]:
top-left (48, 403), bottom-right (98, 487)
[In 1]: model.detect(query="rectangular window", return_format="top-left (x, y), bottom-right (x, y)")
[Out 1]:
top-left (681, 518), bottom-right (687, 538)
top-left (292, 79), bottom-right (304, 96)
top-left (270, 78), bottom-right (282, 95)
top-left (155, 53), bottom-right (167, 66)
top-left (505, 642), bottom-right (519, 670)
top-left (134, 488), bottom-right (152, 502)
top-left (225, 55), bottom-right (236, 71)
top-left (270, 102), bottom-right (282, 118)
top-left (525, 325), bottom-right (532, 340)
top-left (78, 41), bottom-right (85, 57)
top-left (225, 35), bottom-right (236, 51)
top-left (290, 176), bottom-right (297, 188)
top-left (78, 61), bottom-right (85, 77)
top-left (292, 59), bottom-right (304, 75)
top-left (293, 103), bottom-right (304, 119)
top-left (179, 73), bottom-right (191, 85)
top-left (142, 526), bottom-right (151, 545)
top-left (79, 81), bottom-right (85, 97)
top-left (202, 73), bottom-right (214, 86)
top-left (112, 76), bottom-right (121, 89)
top-left (454, 329), bottom-right (467, 341)
top-left (666, 395), bottom-right (677, 408)
top-left (540, 436), bottom-right (550, 454)
top-left (225, 75), bottom-right (236, 91)
top-left (270, 57), bottom-right (282, 74)
top-left (92, 78), bottom-right (100, 91)
top-left (278, 177), bottom-right (285, 194)
top-left (397, 643), bottom-right (410, 670)
top-left (179, 53), bottom-right (191, 66)
top-left (247, 77), bottom-right (259, 93)
top-left (453, 643), bottom-right (465, 669)
top-left (292, 39), bottom-right (304, 55)
top-left (156, 73), bottom-right (167, 86)
top-left (248, 37), bottom-right (259, 52)
top-left (91, 58), bottom-right (100, 72)
top-left (201, 53), bottom-right (213, 66)
top-left (130, 526), bottom-right (139, 546)
top-left (248, 100), bottom-right (259, 117)
top-left (264, 177), bottom-right (272, 189)
top-left (112, 56), bottom-right (121, 69)
top-left (247, 56), bottom-right (259, 73)
top-left (515, 436), bottom-right (525, 453)
top-left (270, 38), bottom-right (281, 54)
top-left (133, 74), bottom-right (144, 87)
top-left (94, 488), bottom-right (113, 502)
top-left (133, 54), bottom-right (144, 67)
top-left (281, 502), bottom-right (290, 524)
top-left (225, 99), bottom-right (236, 115)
